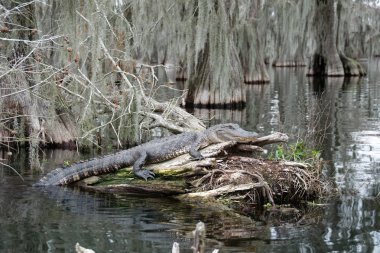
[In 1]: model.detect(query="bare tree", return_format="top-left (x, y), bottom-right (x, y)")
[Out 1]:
top-left (0, 1), bottom-right (203, 157)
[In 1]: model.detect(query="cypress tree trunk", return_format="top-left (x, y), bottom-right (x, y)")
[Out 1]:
top-left (337, 1), bottom-right (365, 76)
top-left (186, 42), bottom-right (245, 108)
top-left (241, 0), bottom-right (270, 83)
top-left (271, 1), bottom-right (309, 67)
top-left (293, 0), bottom-right (309, 67)
top-left (271, 1), bottom-right (291, 67)
top-left (308, 0), bottom-right (365, 77)
top-left (185, 1), bottom-right (246, 108)
top-left (307, 0), bottom-right (344, 76)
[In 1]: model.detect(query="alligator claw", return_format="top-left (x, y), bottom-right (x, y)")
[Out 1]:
top-left (135, 169), bottom-right (155, 181)
top-left (190, 154), bottom-right (204, 161)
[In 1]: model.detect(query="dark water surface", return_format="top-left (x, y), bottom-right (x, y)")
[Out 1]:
top-left (1, 60), bottom-right (380, 252)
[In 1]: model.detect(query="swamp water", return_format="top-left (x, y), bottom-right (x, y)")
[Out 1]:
top-left (1, 60), bottom-right (380, 252)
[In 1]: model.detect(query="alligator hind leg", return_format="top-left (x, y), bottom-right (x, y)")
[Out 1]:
top-left (189, 148), bottom-right (204, 160)
top-left (132, 151), bottom-right (155, 180)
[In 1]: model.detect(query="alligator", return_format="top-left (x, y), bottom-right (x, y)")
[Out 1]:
top-left (33, 123), bottom-right (258, 186)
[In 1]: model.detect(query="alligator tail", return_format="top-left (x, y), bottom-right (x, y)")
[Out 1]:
top-left (33, 150), bottom-right (133, 186)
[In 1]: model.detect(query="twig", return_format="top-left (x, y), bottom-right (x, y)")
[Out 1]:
top-left (57, 84), bottom-right (85, 100)
top-left (78, 69), bottom-right (116, 107)
top-left (0, 35), bottom-right (63, 44)
top-left (0, 162), bottom-right (24, 181)
top-left (0, 68), bottom-right (60, 99)
top-left (80, 111), bottom-right (130, 139)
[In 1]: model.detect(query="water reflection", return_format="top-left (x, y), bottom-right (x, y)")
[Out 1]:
top-left (315, 65), bottom-right (380, 252)
top-left (0, 179), bottom-right (192, 252)
top-left (0, 151), bottom-right (267, 252)
top-left (186, 61), bottom-right (380, 252)
top-left (323, 197), bottom-right (380, 252)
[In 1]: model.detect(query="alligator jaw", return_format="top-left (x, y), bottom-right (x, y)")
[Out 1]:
top-left (207, 123), bottom-right (259, 143)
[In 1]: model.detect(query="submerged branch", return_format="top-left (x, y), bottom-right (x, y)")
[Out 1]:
top-left (0, 162), bottom-right (24, 181)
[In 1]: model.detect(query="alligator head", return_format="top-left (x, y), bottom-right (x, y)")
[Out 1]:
top-left (206, 123), bottom-right (259, 143)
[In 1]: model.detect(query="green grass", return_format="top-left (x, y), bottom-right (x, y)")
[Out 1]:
top-left (269, 141), bottom-right (321, 164)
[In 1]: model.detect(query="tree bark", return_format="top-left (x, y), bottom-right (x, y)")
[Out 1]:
top-left (185, 38), bottom-right (245, 108)
top-left (184, 1), bottom-right (246, 108)
top-left (307, 0), bottom-right (344, 76)
top-left (185, 3), bottom-right (246, 108)
top-left (241, 0), bottom-right (270, 83)
top-left (337, 0), bottom-right (366, 76)
top-left (308, 0), bottom-right (366, 77)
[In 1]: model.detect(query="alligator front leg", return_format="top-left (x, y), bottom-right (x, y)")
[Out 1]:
top-left (189, 135), bottom-right (205, 160)
top-left (132, 151), bottom-right (155, 180)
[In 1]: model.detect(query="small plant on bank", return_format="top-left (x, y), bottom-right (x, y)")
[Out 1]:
top-left (269, 140), bottom-right (321, 165)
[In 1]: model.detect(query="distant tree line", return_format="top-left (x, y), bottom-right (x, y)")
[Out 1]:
top-left (0, 0), bottom-right (379, 155)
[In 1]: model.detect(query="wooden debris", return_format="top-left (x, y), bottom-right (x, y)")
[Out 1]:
top-left (172, 222), bottom-right (219, 253)
top-left (192, 222), bottom-right (206, 253)
top-left (172, 242), bottom-right (180, 253)
top-left (75, 243), bottom-right (95, 253)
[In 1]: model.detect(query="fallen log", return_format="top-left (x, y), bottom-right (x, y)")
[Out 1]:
top-left (80, 131), bottom-right (330, 218)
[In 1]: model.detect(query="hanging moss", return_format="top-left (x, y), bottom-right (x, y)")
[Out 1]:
top-left (2, 0), bottom-right (379, 150)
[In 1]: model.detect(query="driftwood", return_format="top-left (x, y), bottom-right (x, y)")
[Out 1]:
top-left (172, 222), bottom-right (219, 253)
top-left (75, 243), bottom-right (95, 253)
top-left (247, 132), bottom-right (288, 146)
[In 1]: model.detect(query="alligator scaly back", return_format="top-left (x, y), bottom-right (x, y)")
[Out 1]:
top-left (32, 132), bottom-right (200, 186)
top-left (33, 150), bottom-right (136, 186)
top-left (34, 124), bottom-right (259, 186)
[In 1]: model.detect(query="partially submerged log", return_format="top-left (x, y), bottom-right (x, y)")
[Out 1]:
top-left (75, 243), bottom-right (95, 253)
top-left (80, 132), bottom-right (330, 218)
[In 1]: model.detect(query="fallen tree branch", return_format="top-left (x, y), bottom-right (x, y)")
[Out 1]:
top-left (236, 144), bottom-right (267, 153)
top-left (250, 132), bottom-right (289, 146)
top-left (140, 111), bottom-right (189, 133)
top-left (281, 161), bottom-right (310, 169)
top-left (184, 182), bottom-right (268, 198)
top-left (99, 39), bottom-right (204, 133)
